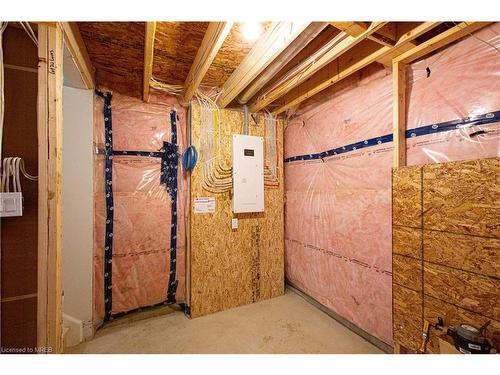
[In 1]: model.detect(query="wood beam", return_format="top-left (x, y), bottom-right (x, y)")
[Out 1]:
top-left (329, 22), bottom-right (368, 37)
top-left (331, 22), bottom-right (396, 47)
top-left (238, 22), bottom-right (328, 105)
top-left (58, 22), bottom-right (95, 89)
top-left (393, 61), bottom-right (406, 167)
top-left (143, 21), bottom-right (156, 102)
top-left (249, 22), bottom-right (387, 113)
top-left (394, 22), bottom-right (491, 64)
top-left (272, 22), bottom-right (441, 115)
top-left (183, 22), bottom-right (232, 103)
top-left (37, 23), bottom-right (64, 354)
top-left (216, 22), bottom-right (310, 109)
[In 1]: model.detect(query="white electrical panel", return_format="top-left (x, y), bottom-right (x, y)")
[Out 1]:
top-left (0, 192), bottom-right (23, 217)
top-left (232, 134), bottom-right (264, 213)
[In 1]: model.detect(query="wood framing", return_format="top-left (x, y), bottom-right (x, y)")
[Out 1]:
top-left (143, 21), bottom-right (156, 102)
top-left (58, 22), bottom-right (95, 89)
top-left (392, 61), bottom-right (407, 167)
top-left (272, 22), bottom-right (440, 115)
top-left (331, 21), bottom-right (395, 45)
top-left (37, 24), bottom-right (64, 353)
top-left (390, 21), bottom-right (490, 167)
top-left (394, 22), bottom-right (491, 65)
top-left (183, 22), bottom-right (233, 102)
top-left (329, 22), bottom-right (367, 36)
top-left (216, 22), bottom-right (309, 109)
top-left (238, 22), bottom-right (328, 105)
top-left (249, 22), bottom-right (387, 113)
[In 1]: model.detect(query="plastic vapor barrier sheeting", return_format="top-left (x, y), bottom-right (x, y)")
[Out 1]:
top-left (93, 90), bottom-right (187, 325)
top-left (284, 24), bottom-right (499, 345)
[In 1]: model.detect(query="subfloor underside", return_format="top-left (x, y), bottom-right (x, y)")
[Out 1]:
top-left (67, 289), bottom-right (384, 354)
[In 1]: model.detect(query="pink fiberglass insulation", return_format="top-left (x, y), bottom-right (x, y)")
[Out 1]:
top-left (93, 88), bottom-right (188, 325)
top-left (284, 24), bottom-right (499, 345)
top-left (406, 24), bottom-right (500, 165)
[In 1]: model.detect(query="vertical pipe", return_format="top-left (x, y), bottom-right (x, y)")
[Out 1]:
top-left (243, 105), bottom-right (249, 135)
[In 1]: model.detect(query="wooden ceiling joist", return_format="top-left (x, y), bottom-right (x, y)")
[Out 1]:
top-left (249, 22), bottom-right (387, 113)
top-left (394, 21), bottom-right (492, 64)
top-left (238, 22), bottom-right (328, 105)
top-left (329, 22), bottom-right (367, 37)
top-left (272, 22), bottom-right (442, 115)
top-left (330, 22), bottom-right (396, 47)
top-left (143, 21), bottom-right (156, 102)
top-left (216, 21), bottom-right (310, 109)
top-left (183, 22), bottom-right (233, 102)
top-left (59, 22), bottom-right (95, 89)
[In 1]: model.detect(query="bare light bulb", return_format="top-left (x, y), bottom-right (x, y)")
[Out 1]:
top-left (242, 22), bottom-right (262, 41)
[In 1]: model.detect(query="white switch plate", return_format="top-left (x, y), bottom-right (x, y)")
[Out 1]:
top-left (231, 218), bottom-right (238, 230)
top-left (0, 192), bottom-right (23, 217)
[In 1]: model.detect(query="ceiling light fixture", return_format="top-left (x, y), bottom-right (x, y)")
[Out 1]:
top-left (242, 22), bottom-right (262, 41)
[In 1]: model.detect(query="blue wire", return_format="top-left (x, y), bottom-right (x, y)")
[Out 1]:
top-left (182, 145), bottom-right (198, 171)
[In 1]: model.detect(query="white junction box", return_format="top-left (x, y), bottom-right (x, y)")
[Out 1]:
top-left (232, 134), bottom-right (264, 213)
top-left (0, 192), bottom-right (23, 217)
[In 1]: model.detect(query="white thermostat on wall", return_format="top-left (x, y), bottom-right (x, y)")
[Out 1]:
top-left (232, 134), bottom-right (264, 213)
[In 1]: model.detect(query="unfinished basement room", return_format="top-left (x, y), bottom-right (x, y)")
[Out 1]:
top-left (0, 1), bottom-right (499, 373)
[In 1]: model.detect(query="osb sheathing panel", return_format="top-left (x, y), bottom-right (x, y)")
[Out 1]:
top-left (424, 295), bottom-right (500, 353)
top-left (423, 158), bottom-right (500, 238)
top-left (189, 105), bottom-right (284, 318)
top-left (393, 226), bottom-right (422, 259)
top-left (424, 262), bottom-right (500, 320)
top-left (393, 157), bottom-right (500, 353)
top-left (393, 255), bottom-right (422, 292)
top-left (392, 166), bottom-right (422, 228)
top-left (424, 230), bottom-right (500, 278)
top-left (78, 22), bottom-right (145, 98)
top-left (393, 284), bottom-right (422, 352)
top-left (153, 22), bottom-right (208, 85)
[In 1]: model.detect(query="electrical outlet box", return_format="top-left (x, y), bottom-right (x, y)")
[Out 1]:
top-left (231, 218), bottom-right (238, 229)
top-left (232, 134), bottom-right (264, 213)
top-left (0, 192), bottom-right (23, 217)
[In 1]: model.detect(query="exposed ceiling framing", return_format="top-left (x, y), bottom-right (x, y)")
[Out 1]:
top-left (216, 22), bottom-right (310, 108)
top-left (76, 21), bottom-right (492, 115)
top-left (183, 22), bottom-right (233, 102)
top-left (143, 21), bottom-right (156, 102)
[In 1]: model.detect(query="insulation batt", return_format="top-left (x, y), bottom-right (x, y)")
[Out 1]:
top-left (93, 89), bottom-right (188, 324)
top-left (284, 24), bottom-right (499, 345)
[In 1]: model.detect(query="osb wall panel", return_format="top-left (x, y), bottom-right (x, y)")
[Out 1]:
top-left (424, 295), bottom-right (500, 353)
top-left (189, 105), bottom-right (284, 318)
top-left (393, 255), bottom-right (422, 292)
top-left (393, 226), bottom-right (422, 259)
top-left (424, 262), bottom-right (500, 320)
top-left (423, 158), bottom-right (500, 238)
top-left (393, 284), bottom-right (422, 352)
top-left (392, 166), bottom-right (422, 228)
top-left (393, 157), bottom-right (500, 353)
top-left (424, 230), bottom-right (500, 278)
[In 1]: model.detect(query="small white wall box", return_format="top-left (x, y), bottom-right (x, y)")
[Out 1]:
top-left (0, 192), bottom-right (23, 217)
top-left (232, 134), bottom-right (264, 213)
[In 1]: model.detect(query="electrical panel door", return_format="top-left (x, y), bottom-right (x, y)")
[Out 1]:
top-left (232, 134), bottom-right (264, 213)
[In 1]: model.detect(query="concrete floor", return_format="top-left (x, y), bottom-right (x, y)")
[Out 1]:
top-left (67, 290), bottom-right (383, 354)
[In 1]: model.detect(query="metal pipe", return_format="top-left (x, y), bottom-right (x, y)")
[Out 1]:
top-left (243, 105), bottom-right (249, 135)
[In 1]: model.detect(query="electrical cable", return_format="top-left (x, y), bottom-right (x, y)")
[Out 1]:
top-left (1, 157), bottom-right (38, 193)
top-left (20, 22), bottom-right (38, 47)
